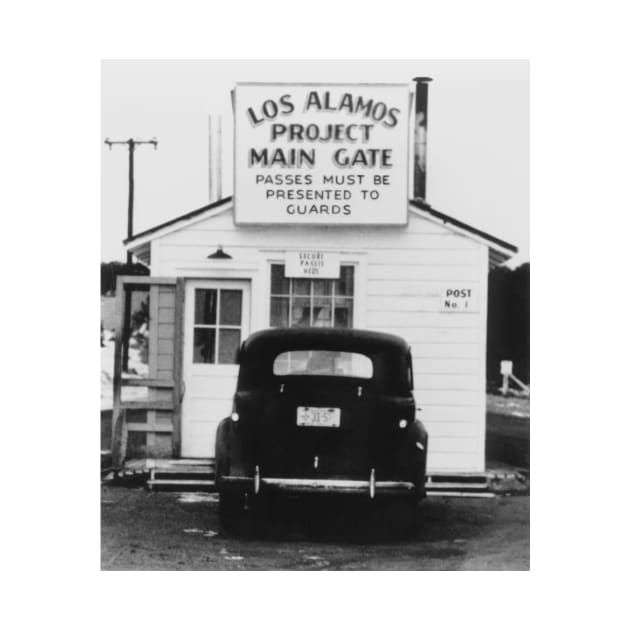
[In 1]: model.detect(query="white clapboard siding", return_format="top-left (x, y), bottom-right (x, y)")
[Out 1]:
top-left (429, 437), bottom-right (481, 454)
top-left (414, 373), bottom-right (479, 391)
top-left (368, 280), bottom-right (478, 297)
top-left (151, 208), bottom-right (488, 473)
top-left (414, 358), bottom-right (480, 375)
top-left (413, 343), bottom-right (480, 359)
top-left (414, 389), bottom-right (479, 406)
top-left (164, 227), bottom-right (478, 249)
top-left (368, 264), bottom-right (479, 282)
top-left (418, 405), bottom-right (480, 423)
top-left (425, 452), bottom-right (481, 472)
top-left (367, 295), bottom-right (443, 313)
top-left (422, 421), bottom-right (479, 438)
top-left (386, 327), bottom-right (481, 344)
top-left (367, 311), bottom-right (481, 329)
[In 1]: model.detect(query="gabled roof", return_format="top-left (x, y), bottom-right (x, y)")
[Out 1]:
top-left (408, 199), bottom-right (517, 253)
top-left (123, 196), bottom-right (233, 245)
top-left (125, 195), bottom-right (518, 268)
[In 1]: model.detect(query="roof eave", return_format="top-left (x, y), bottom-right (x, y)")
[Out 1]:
top-left (408, 199), bottom-right (518, 259)
top-left (124, 196), bottom-right (233, 251)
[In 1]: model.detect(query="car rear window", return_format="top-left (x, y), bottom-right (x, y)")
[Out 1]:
top-left (273, 350), bottom-right (373, 378)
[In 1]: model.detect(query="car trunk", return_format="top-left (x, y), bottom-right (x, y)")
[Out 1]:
top-left (248, 377), bottom-right (414, 481)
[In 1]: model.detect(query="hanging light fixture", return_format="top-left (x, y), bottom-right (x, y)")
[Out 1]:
top-left (207, 245), bottom-right (232, 259)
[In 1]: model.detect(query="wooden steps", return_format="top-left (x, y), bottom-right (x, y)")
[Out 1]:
top-left (425, 474), bottom-right (493, 497)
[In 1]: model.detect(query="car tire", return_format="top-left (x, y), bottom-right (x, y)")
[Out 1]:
top-left (218, 491), bottom-right (246, 530)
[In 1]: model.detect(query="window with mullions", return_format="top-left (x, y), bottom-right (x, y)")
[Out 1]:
top-left (269, 264), bottom-right (354, 328)
top-left (193, 288), bottom-right (243, 364)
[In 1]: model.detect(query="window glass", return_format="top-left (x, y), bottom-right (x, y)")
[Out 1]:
top-left (219, 290), bottom-right (242, 325)
top-left (193, 288), bottom-right (243, 364)
top-left (334, 297), bottom-right (353, 329)
top-left (194, 289), bottom-right (217, 325)
top-left (273, 350), bottom-right (373, 378)
top-left (312, 279), bottom-right (332, 296)
top-left (270, 297), bottom-right (289, 327)
top-left (193, 328), bottom-right (216, 363)
top-left (218, 329), bottom-right (241, 364)
top-left (293, 278), bottom-right (310, 296)
top-left (291, 298), bottom-right (311, 327)
top-left (336, 267), bottom-right (354, 296)
top-left (269, 265), bottom-right (355, 329)
top-left (270, 264), bottom-right (290, 294)
top-left (312, 298), bottom-right (332, 327)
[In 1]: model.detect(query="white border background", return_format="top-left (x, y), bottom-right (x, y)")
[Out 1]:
top-left (4, 0), bottom-right (629, 628)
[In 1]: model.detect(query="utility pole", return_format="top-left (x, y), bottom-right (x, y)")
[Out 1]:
top-left (105, 137), bottom-right (158, 371)
top-left (104, 137), bottom-right (158, 263)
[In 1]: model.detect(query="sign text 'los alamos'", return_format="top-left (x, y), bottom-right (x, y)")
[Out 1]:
top-left (234, 83), bottom-right (410, 225)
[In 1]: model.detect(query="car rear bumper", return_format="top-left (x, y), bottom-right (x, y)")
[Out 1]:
top-left (218, 474), bottom-right (417, 497)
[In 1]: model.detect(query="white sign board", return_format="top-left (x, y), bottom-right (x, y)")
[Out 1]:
top-left (285, 251), bottom-right (340, 278)
top-left (440, 286), bottom-right (478, 312)
top-left (234, 83), bottom-right (410, 225)
top-left (500, 360), bottom-right (513, 376)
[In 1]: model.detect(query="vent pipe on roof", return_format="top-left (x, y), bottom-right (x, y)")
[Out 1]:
top-left (208, 115), bottom-right (223, 202)
top-left (413, 77), bottom-right (432, 201)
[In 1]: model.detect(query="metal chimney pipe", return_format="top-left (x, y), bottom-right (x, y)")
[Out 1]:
top-left (217, 115), bottom-right (223, 200)
top-left (208, 115), bottom-right (214, 202)
top-left (413, 77), bottom-right (432, 200)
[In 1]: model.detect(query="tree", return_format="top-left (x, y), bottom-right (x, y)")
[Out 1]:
top-left (101, 261), bottom-right (149, 296)
top-left (487, 263), bottom-right (530, 387)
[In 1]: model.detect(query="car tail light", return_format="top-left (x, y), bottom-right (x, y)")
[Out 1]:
top-left (398, 419), bottom-right (408, 429)
top-left (231, 412), bottom-right (240, 422)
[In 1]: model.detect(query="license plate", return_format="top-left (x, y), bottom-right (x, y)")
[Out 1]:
top-left (296, 406), bottom-right (340, 428)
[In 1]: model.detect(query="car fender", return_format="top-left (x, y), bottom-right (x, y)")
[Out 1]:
top-left (215, 416), bottom-right (249, 484)
top-left (404, 419), bottom-right (429, 495)
top-left (214, 417), bottom-right (232, 482)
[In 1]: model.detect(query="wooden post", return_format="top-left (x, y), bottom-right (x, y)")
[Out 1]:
top-left (500, 360), bottom-right (513, 396)
top-left (112, 277), bottom-right (126, 467)
top-left (171, 278), bottom-right (186, 457)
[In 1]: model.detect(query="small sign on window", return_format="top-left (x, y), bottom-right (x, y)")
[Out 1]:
top-left (285, 251), bottom-right (340, 278)
top-left (440, 286), bottom-right (478, 312)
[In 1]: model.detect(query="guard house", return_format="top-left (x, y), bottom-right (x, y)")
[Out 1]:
top-left (111, 80), bottom-right (517, 475)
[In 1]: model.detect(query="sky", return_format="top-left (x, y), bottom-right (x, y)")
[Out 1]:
top-left (101, 60), bottom-right (529, 265)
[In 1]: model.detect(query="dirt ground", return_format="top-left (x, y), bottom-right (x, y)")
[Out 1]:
top-left (101, 486), bottom-right (529, 570)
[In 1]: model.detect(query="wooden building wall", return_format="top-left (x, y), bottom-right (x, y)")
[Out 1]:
top-left (113, 278), bottom-right (183, 464)
top-left (144, 208), bottom-right (488, 473)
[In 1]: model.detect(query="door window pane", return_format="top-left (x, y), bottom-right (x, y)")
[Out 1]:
top-left (219, 290), bottom-right (242, 325)
top-left (194, 289), bottom-right (217, 325)
top-left (193, 287), bottom-right (243, 364)
top-left (218, 329), bottom-right (241, 364)
top-left (193, 328), bottom-right (216, 363)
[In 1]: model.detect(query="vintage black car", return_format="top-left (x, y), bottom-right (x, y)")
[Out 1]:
top-left (214, 327), bottom-right (428, 522)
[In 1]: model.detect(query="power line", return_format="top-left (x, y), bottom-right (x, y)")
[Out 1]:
top-left (104, 137), bottom-right (158, 264)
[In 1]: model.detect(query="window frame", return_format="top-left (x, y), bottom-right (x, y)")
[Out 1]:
top-left (268, 263), bottom-right (355, 329)
top-left (192, 287), bottom-right (244, 365)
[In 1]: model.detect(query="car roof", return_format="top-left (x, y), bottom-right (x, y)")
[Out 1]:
top-left (242, 327), bottom-right (410, 356)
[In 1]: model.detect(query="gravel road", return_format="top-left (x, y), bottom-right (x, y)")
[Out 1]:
top-left (101, 485), bottom-right (529, 570)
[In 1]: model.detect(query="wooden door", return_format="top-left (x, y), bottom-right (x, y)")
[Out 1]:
top-left (181, 280), bottom-right (251, 458)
